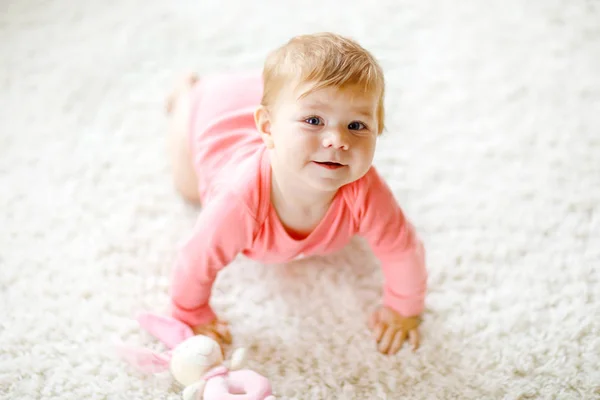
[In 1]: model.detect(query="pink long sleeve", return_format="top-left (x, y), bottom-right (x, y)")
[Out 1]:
top-left (356, 169), bottom-right (428, 317)
top-left (170, 191), bottom-right (258, 327)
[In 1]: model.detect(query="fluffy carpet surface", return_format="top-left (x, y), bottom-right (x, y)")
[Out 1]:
top-left (1, 0), bottom-right (599, 399)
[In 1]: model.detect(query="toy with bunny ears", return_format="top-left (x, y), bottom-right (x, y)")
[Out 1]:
top-left (116, 312), bottom-right (275, 400)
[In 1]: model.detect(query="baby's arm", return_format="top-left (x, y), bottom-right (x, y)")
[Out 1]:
top-left (170, 191), bottom-right (257, 330)
top-left (356, 169), bottom-right (427, 353)
top-left (357, 169), bottom-right (427, 316)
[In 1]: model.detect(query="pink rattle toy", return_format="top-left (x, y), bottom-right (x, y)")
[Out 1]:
top-left (116, 312), bottom-right (275, 400)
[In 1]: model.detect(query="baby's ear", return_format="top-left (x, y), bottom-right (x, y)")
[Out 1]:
top-left (254, 106), bottom-right (274, 149)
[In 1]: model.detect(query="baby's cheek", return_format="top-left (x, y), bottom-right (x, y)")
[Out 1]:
top-left (288, 136), bottom-right (316, 157)
top-left (359, 140), bottom-right (377, 162)
top-left (302, 134), bottom-right (323, 152)
top-left (352, 145), bottom-right (376, 177)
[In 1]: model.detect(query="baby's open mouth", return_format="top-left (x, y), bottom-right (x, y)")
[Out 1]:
top-left (314, 161), bottom-right (345, 170)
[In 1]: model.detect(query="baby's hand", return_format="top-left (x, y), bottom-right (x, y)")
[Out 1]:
top-left (192, 318), bottom-right (232, 350)
top-left (368, 306), bottom-right (422, 355)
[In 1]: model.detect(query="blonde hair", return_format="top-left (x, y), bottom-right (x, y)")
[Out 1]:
top-left (261, 32), bottom-right (386, 133)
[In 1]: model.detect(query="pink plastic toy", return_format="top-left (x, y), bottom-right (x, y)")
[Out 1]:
top-left (116, 312), bottom-right (275, 400)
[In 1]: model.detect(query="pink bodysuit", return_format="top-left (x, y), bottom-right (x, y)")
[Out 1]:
top-left (170, 72), bottom-right (427, 327)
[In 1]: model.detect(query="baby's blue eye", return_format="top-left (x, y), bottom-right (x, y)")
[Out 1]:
top-left (348, 121), bottom-right (366, 130)
top-left (305, 117), bottom-right (322, 125)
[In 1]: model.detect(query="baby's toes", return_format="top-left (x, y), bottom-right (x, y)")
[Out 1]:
top-left (176, 72), bottom-right (199, 93)
top-left (165, 73), bottom-right (199, 114)
top-left (185, 73), bottom-right (198, 86)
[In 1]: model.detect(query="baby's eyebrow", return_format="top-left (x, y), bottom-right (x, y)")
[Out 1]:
top-left (353, 108), bottom-right (375, 119)
top-left (300, 101), bottom-right (330, 110)
top-left (300, 102), bottom-right (374, 119)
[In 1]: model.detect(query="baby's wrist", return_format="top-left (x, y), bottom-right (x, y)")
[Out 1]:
top-left (171, 301), bottom-right (217, 327)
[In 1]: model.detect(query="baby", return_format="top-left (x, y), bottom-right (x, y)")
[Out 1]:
top-left (164, 32), bottom-right (427, 356)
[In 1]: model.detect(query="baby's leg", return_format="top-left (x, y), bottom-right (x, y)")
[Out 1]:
top-left (165, 74), bottom-right (200, 204)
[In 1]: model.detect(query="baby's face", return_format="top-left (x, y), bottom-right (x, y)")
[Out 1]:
top-left (267, 82), bottom-right (379, 192)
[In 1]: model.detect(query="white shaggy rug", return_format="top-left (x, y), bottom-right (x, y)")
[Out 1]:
top-left (1, 0), bottom-right (599, 399)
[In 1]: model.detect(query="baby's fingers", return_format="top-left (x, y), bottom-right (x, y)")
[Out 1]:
top-left (372, 322), bottom-right (385, 342)
top-left (368, 311), bottom-right (380, 330)
top-left (194, 327), bottom-right (220, 343)
top-left (214, 321), bottom-right (232, 344)
top-left (388, 330), bottom-right (407, 355)
top-left (192, 322), bottom-right (231, 345)
top-left (377, 326), bottom-right (396, 354)
top-left (408, 329), bottom-right (420, 351)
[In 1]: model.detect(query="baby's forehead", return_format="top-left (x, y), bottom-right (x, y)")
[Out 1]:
top-left (292, 82), bottom-right (377, 107)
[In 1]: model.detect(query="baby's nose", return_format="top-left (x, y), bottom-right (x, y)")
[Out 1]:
top-left (322, 128), bottom-right (349, 150)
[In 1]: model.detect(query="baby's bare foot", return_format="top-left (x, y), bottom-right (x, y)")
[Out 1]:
top-left (165, 73), bottom-right (199, 114)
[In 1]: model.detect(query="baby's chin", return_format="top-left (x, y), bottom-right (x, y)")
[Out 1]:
top-left (305, 172), bottom-right (365, 192)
